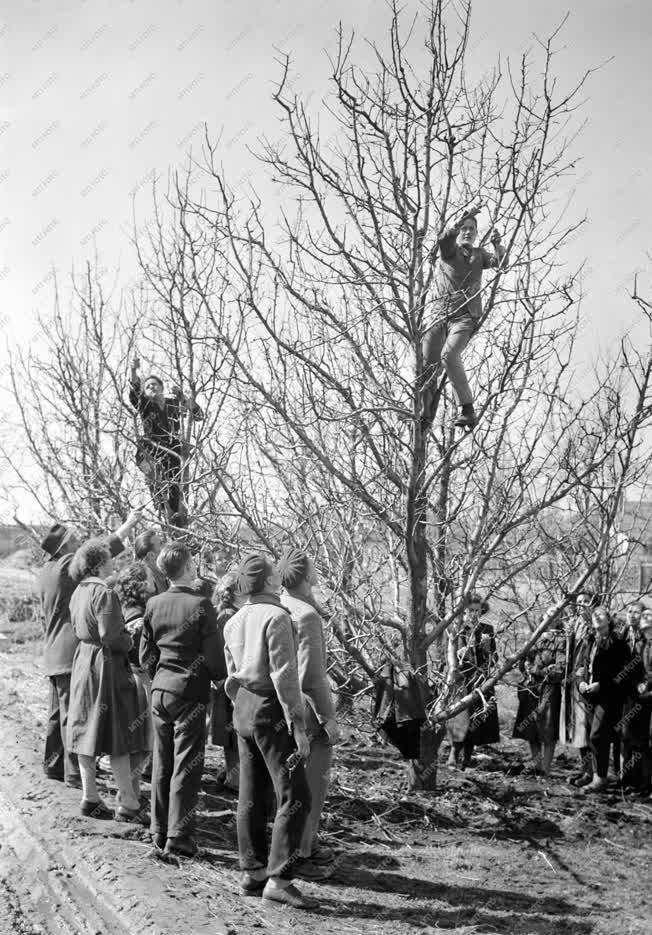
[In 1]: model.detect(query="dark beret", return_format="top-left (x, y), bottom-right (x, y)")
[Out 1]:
top-left (235, 552), bottom-right (270, 595)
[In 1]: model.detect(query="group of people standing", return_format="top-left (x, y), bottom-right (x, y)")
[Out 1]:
top-left (37, 515), bottom-right (652, 912)
top-left (38, 512), bottom-right (337, 910)
top-left (511, 594), bottom-right (652, 795)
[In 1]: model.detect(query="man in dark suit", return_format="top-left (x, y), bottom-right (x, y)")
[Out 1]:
top-left (140, 541), bottom-right (225, 857)
top-left (38, 510), bottom-right (142, 787)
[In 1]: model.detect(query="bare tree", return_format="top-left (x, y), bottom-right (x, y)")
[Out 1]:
top-left (128, 2), bottom-right (652, 787)
top-left (1, 262), bottom-right (139, 530)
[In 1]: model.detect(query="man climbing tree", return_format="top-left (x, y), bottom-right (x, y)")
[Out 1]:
top-left (424, 207), bottom-right (506, 430)
top-left (128, 357), bottom-right (203, 526)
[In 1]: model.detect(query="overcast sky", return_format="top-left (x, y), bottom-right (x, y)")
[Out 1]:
top-left (2, 0), bottom-right (651, 345)
top-left (0, 0), bottom-right (651, 516)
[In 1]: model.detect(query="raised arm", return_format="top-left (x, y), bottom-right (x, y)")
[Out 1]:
top-left (482, 229), bottom-right (508, 269)
top-left (128, 357), bottom-right (145, 411)
top-left (112, 509), bottom-right (142, 546)
top-left (437, 221), bottom-right (461, 261)
top-left (170, 385), bottom-right (204, 422)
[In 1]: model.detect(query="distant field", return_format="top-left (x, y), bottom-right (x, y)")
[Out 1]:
top-left (0, 564), bottom-right (41, 645)
top-left (0, 565), bottom-right (37, 598)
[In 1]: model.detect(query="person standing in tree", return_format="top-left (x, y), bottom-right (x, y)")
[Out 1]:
top-left (128, 358), bottom-right (203, 526)
top-left (424, 207), bottom-right (506, 430)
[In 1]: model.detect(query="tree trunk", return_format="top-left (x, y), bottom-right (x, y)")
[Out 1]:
top-left (407, 723), bottom-right (446, 792)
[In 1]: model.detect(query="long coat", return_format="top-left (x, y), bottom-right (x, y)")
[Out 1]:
top-left (38, 534), bottom-right (124, 677)
top-left (513, 627), bottom-right (565, 744)
top-left (67, 578), bottom-right (150, 757)
top-left (560, 613), bottom-right (593, 748)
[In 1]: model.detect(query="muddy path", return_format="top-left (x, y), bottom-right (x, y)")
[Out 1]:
top-left (0, 642), bottom-right (650, 935)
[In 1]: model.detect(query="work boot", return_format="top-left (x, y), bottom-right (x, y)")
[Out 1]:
top-left (573, 773), bottom-right (593, 788)
top-left (583, 776), bottom-right (607, 794)
top-left (454, 404), bottom-right (477, 430)
top-left (241, 871), bottom-right (267, 896)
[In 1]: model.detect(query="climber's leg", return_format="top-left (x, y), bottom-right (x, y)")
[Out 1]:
top-left (441, 321), bottom-right (474, 406)
top-left (422, 321), bottom-right (447, 423)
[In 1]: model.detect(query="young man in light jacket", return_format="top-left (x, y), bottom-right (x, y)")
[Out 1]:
top-left (278, 549), bottom-right (339, 879)
top-left (223, 552), bottom-right (315, 910)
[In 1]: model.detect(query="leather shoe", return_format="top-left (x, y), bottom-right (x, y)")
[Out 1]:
top-left (293, 860), bottom-right (334, 882)
top-left (164, 837), bottom-right (198, 858)
top-left (262, 880), bottom-right (318, 910)
top-left (241, 872), bottom-right (267, 895)
top-left (574, 773), bottom-right (593, 788)
top-left (115, 805), bottom-right (150, 826)
top-left (80, 799), bottom-right (113, 820)
top-left (309, 842), bottom-right (336, 865)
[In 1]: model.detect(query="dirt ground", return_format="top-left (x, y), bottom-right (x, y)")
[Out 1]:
top-left (0, 621), bottom-right (651, 935)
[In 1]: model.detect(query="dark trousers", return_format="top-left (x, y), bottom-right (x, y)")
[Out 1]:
top-left (44, 674), bottom-right (80, 782)
top-left (590, 704), bottom-right (618, 779)
top-left (234, 689), bottom-right (311, 879)
top-left (137, 442), bottom-right (183, 516)
top-left (151, 689), bottom-right (207, 841)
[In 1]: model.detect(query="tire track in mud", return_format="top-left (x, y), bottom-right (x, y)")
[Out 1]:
top-left (0, 731), bottom-right (132, 935)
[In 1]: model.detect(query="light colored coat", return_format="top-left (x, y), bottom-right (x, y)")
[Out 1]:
top-left (282, 590), bottom-right (336, 739)
top-left (223, 593), bottom-right (306, 732)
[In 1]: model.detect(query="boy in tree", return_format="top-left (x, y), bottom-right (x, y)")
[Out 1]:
top-left (424, 208), bottom-right (506, 430)
top-left (128, 358), bottom-right (203, 526)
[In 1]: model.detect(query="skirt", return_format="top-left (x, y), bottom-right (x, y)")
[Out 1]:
top-left (621, 696), bottom-right (652, 748)
top-left (513, 683), bottom-right (561, 744)
top-left (560, 682), bottom-right (594, 748)
top-left (67, 642), bottom-right (150, 757)
top-left (467, 690), bottom-right (500, 746)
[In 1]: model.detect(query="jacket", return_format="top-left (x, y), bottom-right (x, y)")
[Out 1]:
top-left (432, 227), bottom-right (503, 323)
top-left (588, 631), bottom-right (633, 708)
top-left (129, 376), bottom-right (202, 457)
top-left (282, 589), bottom-right (336, 734)
top-left (38, 533), bottom-right (125, 677)
top-left (223, 592), bottom-right (305, 732)
top-left (140, 585), bottom-right (225, 703)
